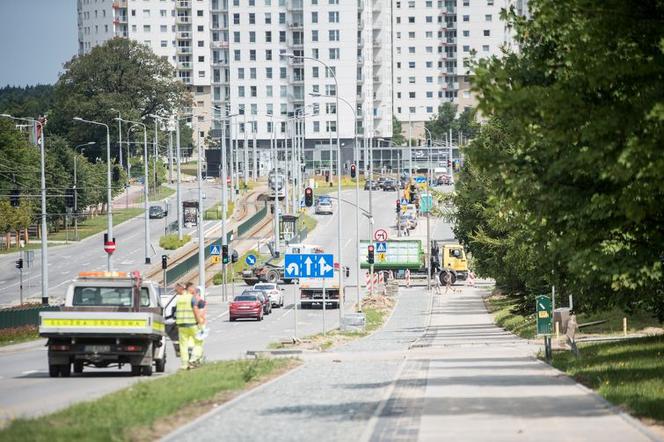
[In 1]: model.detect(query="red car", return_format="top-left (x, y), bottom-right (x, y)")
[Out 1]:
top-left (229, 291), bottom-right (264, 321)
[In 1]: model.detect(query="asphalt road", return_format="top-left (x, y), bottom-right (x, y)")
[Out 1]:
top-left (0, 181), bottom-right (228, 306)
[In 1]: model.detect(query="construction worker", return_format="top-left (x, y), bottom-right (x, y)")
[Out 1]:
top-left (191, 285), bottom-right (209, 366)
top-left (442, 266), bottom-right (452, 295)
top-left (175, 282), bottom-right (201, 370)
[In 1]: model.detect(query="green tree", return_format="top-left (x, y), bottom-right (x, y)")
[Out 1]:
top-left (425, 103), bottom-right (457, 141)
top-left (391, 116), bottom-right (406, 145)
top-left (48, 38), bottom-right (190, 163)
top-left (457, 0), bottom-right (664, 319)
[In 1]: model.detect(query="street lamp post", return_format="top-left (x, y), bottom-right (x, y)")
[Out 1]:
top-left (285, 53), bottom-right (343, 321)
top-left (73, 117), bottom-right (114, 271)
top-left (423, 126), bottom-right (433, 292)
top-left (116, 118), bottom-right (151, 264)
top-left (1, 114), bottom-right (50, 303)
top-left (73, 142), bottom-right (96, 241)
top-left (110, 109), bottom-right (123, 169)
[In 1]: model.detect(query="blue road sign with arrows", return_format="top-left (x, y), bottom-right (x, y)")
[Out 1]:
top-left (284, 254), bottom-right (334, 279)
top-left (245, 254), bottom-right (257, 266)
top-left (209, 244), bottom-right (221, 255)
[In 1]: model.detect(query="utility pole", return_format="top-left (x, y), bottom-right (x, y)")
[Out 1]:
top-left (168, 129), bottom-right (174, 184)
top-left (196, 128), bottom-right (205, 294)
top-left (176, 119), bottom-right (183, 240)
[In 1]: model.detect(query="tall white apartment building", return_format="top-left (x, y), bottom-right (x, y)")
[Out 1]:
top-left (77, 0), bottom-right (392, 161)
top-left (391, 0), bottom-right (524, 141)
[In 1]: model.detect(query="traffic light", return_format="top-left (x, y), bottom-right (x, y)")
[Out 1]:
top-left (367, 245), bottom-right (375, 265)
top-left (222, 244), bottom-right (229, 264)
top-left (325, 170), bottom-right (330, 182)
top-left (161, 255), bottom-right (168, 270)
top-left (10, 189), bottom-right (20, 207)
top-left (304, 187), bottom-right (313, 207)
top-left (231, 250), bottom-right (239, 263)
top-left (350, 164), bottom-right (356, 178)
top-left (447, 159), bottom-right (451, 168)
top-left (112, 166), bottom-right (121, 182)
top-left (15, 258), bottom-right (23, 269)
top-left (396, 200), bottom-right (401, 213)
top-left (65, 188), bottom-right (75, 209)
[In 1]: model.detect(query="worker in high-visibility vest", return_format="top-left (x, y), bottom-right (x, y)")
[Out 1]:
top-left (175, 282), bottom-right (202, 370)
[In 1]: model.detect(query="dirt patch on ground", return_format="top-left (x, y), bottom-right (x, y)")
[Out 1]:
top-left (129, 359), bottom-right (300, 442)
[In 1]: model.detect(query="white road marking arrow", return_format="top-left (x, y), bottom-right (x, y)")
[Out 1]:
top-left (304, 257), bottom-right (313, 275)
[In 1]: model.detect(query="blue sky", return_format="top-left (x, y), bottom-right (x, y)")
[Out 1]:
top-left (0, 0), bottom-right (78, 87)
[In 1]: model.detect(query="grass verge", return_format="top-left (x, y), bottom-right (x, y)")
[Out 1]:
top-left (484, 292), bottom-right (536, 339)
top-left (0, 325), bottom-right (39, 347)
top-left (0, 358), bottom-right (298, 442)
top-left (48, 208), bottom-right (143, 242)
top-left (137, 185), bottom-right (176, 203)
top-left (0, 242), bottom-right (57, 255)
top-left (179, 161), bottom-right (197, 176)
top-left (203, 202), bottom-right (235, 220)
top-left (551, 335), bottom-right (664, 423)
top-left (159, 234), bottom-right (191, 250)
top-left (269, 293), bottom-right (395, 350)
top-left (299, 212), bottom-right (318, 233)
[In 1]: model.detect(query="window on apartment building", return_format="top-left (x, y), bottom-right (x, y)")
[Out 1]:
top-left (326, 103), bottom-right (336, 114)
top-left (279, 31), bottom-right (286, 42)
top-left (396, 1), bottom-right (401, 8)
top-left (426, 0), bottom-right (432, 6)
top-left (329, 0), bottom-right (339, 4)
top-left (197, 10), bottom-right (203, 17)
top-left (397, 107), bottom-right (402, 114)
top-left (250, 86), bottom-right (257, 97)
top-left (483, 29), bottom-right (490, 36)
top-left (312, 30), bottom-right (319, 41)
top-left (463, 30), bottom-right (470, 36)
top-left (233, 13), bottom-right (240, 24)
top-left (396, 62), bottom-right (401, 68)
top-left (426, 16), bottom-right (433, 23)
top-left (267, 104), bottom-right (274, 116)
top-left (426, 91), bottom-right (433, 98)
top-left (198, 40), bottom-right (204, 47)
top-left (397, 92), bottom-right (402, 98)
top-left (396, 17), bottom-right (401, 24)
top-left (267, 121), bottom-right (273, 132)
top-left (132, 25), bottom-right (137, 32)
top-left (312, 48), bottom-right (319, 58)
top-left (238, 86), bottom-right (245, 97)
top-left (312, 66), bottom-right (319, 77)
top-left (198, 25), bottom-right (204, 31)
top-left (250, 68), bottom-right (257, 79)
top-left (326, 121), bottom-right (337, 132)
top-left (485, 14), bottom-right (492, 21)
top-left (426, 61), bottom-right (433, 68)
top-left (280, 85), bottom-right (288, 97)
top-left (426, 76), bottom-right (433, 83)
top-left (266, 67), bottom-right (273, 78)
top-left (408, 47), bottom-right (415, 53)
top-left (312, 12), bottom-right (318, 23)
top-left (408, 32), bottom-right (415, 39)
top-left (328, 12), bottom-right (339, 23)
top-left (250, 50), bottom-right (256, 60)
top-left (396, 32), bottom-right (401, 39)
top-left (105, 24), bottom-right (109, 33)
top-left (325, 66), bottom-right (336, 77)
top-left (250, 32), bottom-right (256, 42)
top-left (161, 40), bottom-right (168, 47)
top-left (408, 76), bottom-right (415, 83)
top-left (265, 13), bottom-right (272, 24)
top-left (266, 50), bottom-right (272, 60)
top-left (280, 67), bottom-right (287, 78)
top-left (143, 25), bottom-right (151, 32)
top-left (233, 0), bottom-right (239, 5)
top-left (313, 121), bottom-right (320, 132)
top-left (426, 46), bottom-right (433, 53)
top-left (329, 48), bottom-right (340, 59)
top-left (234, 50), bottom-right (241, 61)
top-left (396, 77), bottom-right (402, 83)
top-left (408, 61), bottom-right (415, 68)
top-left (279, 12), bottom-right (286, 24)
top-left (198, 70), bottom-right (205, 78)
top-left (266, 85), bottom-right (273, 97)
top-left (143, 9), bottom-right (150, 17)
top-left (131, 9), bottom-right (136, 16)
top-left (408, 1), bottom-right (415, 7)
top-left (249, 13), bottom-right (255, 24)
top-left (234, 31), bottom-right (241, 43)
top-left (426, 31), bottom-right (433, 38)
top-left (409, 92), bottom-right (416, 98)
top-left (487, 0), bottom-right (494, 4)
top-left (482, 45), bottom-right (490, 52)
top-left (463, 45), bottom-right (470, 52)
top-left (463, 0), bottom-right (469, 5)
top-left (160, 9), bottom-right (167, 17)
top-left (408, 16), bottom-right (415, 23)
top-left (463, 15), bottom-right (469, 21)
top-left (266, 31), bottom-right (272, 42)
top-left (312, 84), bottom-right (320, 93)
top-left (198, 56), bottom-right (205, 62)
top-left (238, 68), bottom-right (245, 79)
top-left (409, 106), bottom-right (416, 113)
top-left (265, 0), bottom-right (272, 5)
top-left (329, 30), bottom-right (339, 41)
top-left (251, 104), bottom-right (258, 115)
top-left (426, 106), bottom-right (433, 113)
top-left (325, 85), bottom-right (336, 96)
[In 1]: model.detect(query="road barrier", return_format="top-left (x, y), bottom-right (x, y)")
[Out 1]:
top-left (0, 304), bottom-right (59, 329)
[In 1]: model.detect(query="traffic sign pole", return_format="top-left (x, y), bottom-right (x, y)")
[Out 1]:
top-left (322, 276), bottom-right (326, 336)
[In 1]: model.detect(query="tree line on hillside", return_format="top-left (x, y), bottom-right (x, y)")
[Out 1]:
top-left (0, 38), bottom-right (192, 244)
top-left (453, 0), bottom-right (664, 320)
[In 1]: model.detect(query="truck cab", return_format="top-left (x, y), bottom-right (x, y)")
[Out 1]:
top-left (39, 272), bottom-right (166, 377)
top-left (440, 244), bottom-right (469, 283)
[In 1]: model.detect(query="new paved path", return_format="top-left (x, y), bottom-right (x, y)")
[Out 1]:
top-left (168, 284), bottom-right (661, 442)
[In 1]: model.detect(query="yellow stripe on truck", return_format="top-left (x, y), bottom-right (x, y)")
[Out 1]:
top-left (42, 318), bottom-right (148, 328)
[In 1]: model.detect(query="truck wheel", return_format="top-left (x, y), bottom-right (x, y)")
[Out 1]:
top-left (73, 361), bottom-right (84, 374)
top-left (450, 273), bottom-right (457, 285)
top-left (60, 364), bottom-right (71, 378)
top-left (131, 365), bottom-right (141, 376)
top-left (142, 365), bottom-right (153, 377)
top-left (155, 355), bottom-right (166, 373)
top-left (49, 365), bottom-right (60, 378)
top-left (266, 271), bottom-right (280, 283)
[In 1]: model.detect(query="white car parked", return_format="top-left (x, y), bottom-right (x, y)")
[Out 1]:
top-left (253, 283), bottom-right (284, 308)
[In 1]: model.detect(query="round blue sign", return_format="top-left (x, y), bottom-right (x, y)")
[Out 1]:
top-left (245, 254), bottom-right (257, 266)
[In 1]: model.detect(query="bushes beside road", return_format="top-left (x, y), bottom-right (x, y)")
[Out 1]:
top-left (159, 234), bottom-right (191, 250)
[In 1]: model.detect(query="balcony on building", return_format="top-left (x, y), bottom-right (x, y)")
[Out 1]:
top-left (176, 31), bottom-right (192, 39)
top-left (288, 0), bottom-right (304, 11)
top-left (176, 14), bottom-right (192, 24)
top-left (176, 0), bottom-right (191, 9)
top-left (176, 45), bottom-right (192, 55)
top-left (112, 0), bottom-right (128, 9)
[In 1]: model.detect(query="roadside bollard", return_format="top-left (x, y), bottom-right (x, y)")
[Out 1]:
top-left (623, 317), bottom-right (627, 336)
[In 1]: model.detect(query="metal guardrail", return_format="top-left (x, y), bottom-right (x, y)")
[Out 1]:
top-left (237, 206), bottom-right (267, 237)
top-left (0, 305), bottom-right (59, 329)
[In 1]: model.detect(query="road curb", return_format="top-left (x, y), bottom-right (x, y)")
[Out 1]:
top-left (161, 362), bottom-right (305, 442)
top-left (0, 338), bottom-right (46, 354)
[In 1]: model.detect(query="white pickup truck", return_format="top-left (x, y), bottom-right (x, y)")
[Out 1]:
top-left (39, 271), bottom-right (167, 377)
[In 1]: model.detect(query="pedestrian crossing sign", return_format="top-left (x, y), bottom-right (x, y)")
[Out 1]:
top-left (378, 253), bottom-right (386, 262)
top-left (209, 244), bottom-right (221, 256)
top-left (375, 242), bottom-right (387, 253)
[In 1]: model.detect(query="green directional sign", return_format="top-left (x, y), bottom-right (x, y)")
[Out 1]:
top-left (536, 295), bottom-right (553, 336)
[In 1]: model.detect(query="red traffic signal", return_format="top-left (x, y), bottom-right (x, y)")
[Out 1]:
top-left (367, 245), bottom-right (375, 264)
top-left (304, 187), bottom-right (314, 207)
top-left (350, 164), bottom-right (357, 178)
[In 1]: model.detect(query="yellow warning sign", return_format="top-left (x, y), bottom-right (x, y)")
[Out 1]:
top-left (378, 253), bottom-right (386, 262)
top-left (211, 256), bottom-right (220, 264)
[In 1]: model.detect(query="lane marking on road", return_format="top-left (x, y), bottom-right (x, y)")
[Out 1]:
top-left (21, 370), bottom-right (39, 375)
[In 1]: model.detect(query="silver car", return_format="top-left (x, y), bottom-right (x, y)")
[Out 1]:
top-left (315, 200), bottom-right (333, 215)
top-left (253, 283), bottom-right (284, 308)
